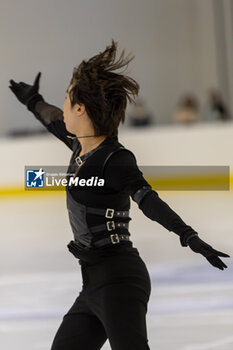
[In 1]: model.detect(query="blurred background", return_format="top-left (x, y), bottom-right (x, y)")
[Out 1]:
top-left (1, 0), bottom-right (233, 349)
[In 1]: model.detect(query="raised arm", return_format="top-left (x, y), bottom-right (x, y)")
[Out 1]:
top-left (104, 148), bottom-right (230, 270)
top-left (9, 72), bottom-right (76, 150)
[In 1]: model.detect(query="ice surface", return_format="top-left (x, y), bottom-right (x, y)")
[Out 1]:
top-left (1, 191), bottom-right (232, 349)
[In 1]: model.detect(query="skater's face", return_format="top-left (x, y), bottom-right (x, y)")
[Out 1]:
top-left (63, 84), bottom-right (88, 134)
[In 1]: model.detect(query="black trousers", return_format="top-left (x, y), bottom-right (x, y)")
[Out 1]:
top-left (50, 247), bottom-right (151, 350)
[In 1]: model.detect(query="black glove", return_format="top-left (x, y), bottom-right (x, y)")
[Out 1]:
top-left (67, 240), bottom-right (110, 264)
top-left (187, 235), bottom-right (230, 270)
top-left (67, 240), bottom-right (91, 258)
top-left (67, 240), bottom-right (99, 262)
top-left (9, 72), bottom-right (44, 110)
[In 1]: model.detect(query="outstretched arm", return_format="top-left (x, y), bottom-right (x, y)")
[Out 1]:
top-left (137, 190), bottom-right (230, 270)
top-left (9, 72), bottom-right (76, 150)
top-left (27, 96), bottom-right (76, 150)
top-left (105, 148), bottom-right (230, 270)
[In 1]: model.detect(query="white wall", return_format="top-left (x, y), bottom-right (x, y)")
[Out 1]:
top-left (1, 0), bottom-right (225, 136)
top-left (1, 121), bottom-right (233, 188)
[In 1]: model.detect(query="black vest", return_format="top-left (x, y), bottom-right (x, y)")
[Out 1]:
top-left (65, 136), bottom-right (134, 247)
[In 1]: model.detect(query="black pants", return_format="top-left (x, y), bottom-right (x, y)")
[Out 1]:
top-left (50, 247), bottom-right (151, 350)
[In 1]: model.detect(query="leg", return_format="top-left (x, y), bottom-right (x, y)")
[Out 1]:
top-left (51, 291), bottom-right (107, 350)
top-left (92, 284), bottom-right (151, 350)
top-left (51, 313), bottom-right (107, 350)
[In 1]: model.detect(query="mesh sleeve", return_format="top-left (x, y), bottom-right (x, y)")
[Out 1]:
top-left (33, 99), bottom-right (64, 125)
top-left (27, 94), bottom-right (76, 150)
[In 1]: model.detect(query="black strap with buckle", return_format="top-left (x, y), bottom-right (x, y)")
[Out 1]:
top-left (92, 233), bottom-right (131, 247)
top-left (89, 221), bottom-right (129, 233)
top-left (86, 207), bottom-right (129, 219)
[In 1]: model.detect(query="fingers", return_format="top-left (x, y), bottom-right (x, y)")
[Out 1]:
top-left (34, 72), bottom-right (41, 88)
top-left (19, 82), bottom-right (28, 87)
top-left (201, 245), bottom-right (230, 258)
top-left (209, 249), bottom-right (230, 258)
top-left (9, 79), bottom-right (19, 89)
top-left (10, 76), bottom-right (39, 90)
top-left (206, 256), bottom-right (228, 270)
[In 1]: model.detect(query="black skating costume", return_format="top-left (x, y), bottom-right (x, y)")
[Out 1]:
top-left (27, 96), bottom-right (198, 350)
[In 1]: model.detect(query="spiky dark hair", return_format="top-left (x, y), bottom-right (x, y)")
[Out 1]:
top-left (68, 39), bottom-right (139, 136)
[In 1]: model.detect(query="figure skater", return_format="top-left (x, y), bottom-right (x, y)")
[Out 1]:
top-left (9, 39), bottom-right (230, 350)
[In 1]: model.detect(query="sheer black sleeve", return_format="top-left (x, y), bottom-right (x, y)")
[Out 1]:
top-left (27, 93), bottom-right (76, 150)
top-left (104, 149), bottom-right (198, 246)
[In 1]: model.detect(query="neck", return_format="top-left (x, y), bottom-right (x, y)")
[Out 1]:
top-left (76, 133), bottom-right (107, 156)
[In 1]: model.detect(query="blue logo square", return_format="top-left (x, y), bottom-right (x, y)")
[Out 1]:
top-left (26, 169), bottom-right (45, 188)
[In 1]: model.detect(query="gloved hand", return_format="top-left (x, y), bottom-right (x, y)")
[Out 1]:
top-left (9, 72), bottom-right (44, 110)
top-left (187, 235), bottom-right (230, 270)
top-left (67, 240), bottom-right (91, 258)
top-left (67, 240), bottom-right (110, 263)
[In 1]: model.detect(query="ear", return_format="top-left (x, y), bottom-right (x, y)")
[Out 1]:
top-left (75, 103), bottom-right (86, 116)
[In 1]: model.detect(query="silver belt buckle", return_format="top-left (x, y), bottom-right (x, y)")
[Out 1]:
top-left (106, 208), bottom-right (114, 218)
top-left (107, 221), bottom-right (115, 231)
top-left (110, 234), bottom-right (120, 244)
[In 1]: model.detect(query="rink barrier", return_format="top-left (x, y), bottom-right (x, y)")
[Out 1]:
top-left (1, 122), bottom-right (233, 197)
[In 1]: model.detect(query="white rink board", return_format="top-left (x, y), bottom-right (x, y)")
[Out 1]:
top-left (1, 121), bottom-right (233, 186)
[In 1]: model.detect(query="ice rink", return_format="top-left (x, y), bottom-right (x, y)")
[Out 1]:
top-left (1, 190), bottom-right (232, 350)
